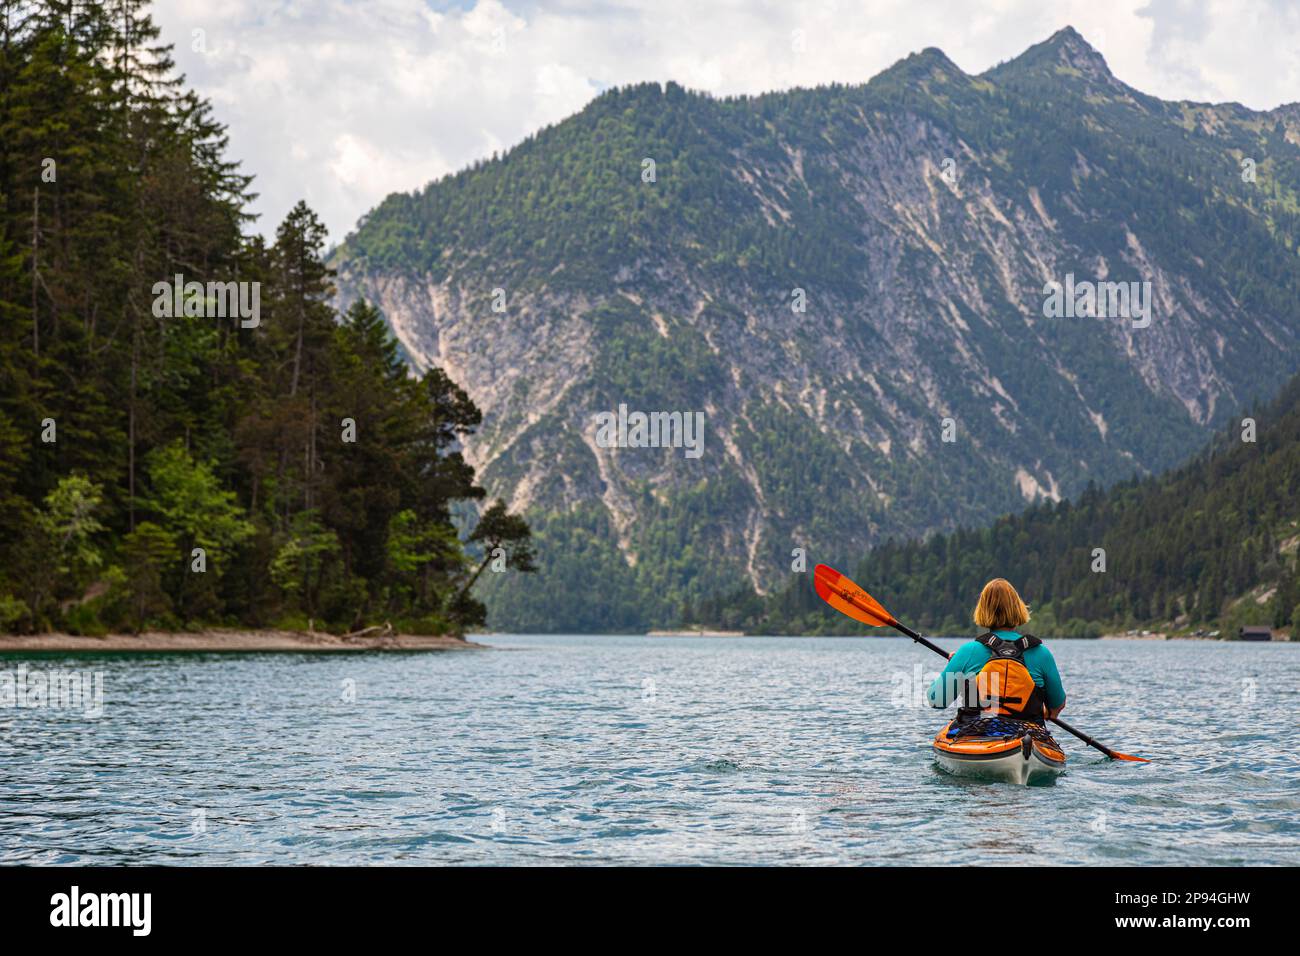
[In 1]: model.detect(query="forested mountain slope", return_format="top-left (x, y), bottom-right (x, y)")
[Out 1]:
top-left (334, 26), bottom-right (1300, 631)
top-left (697, 372), bottom-right (1300, 637)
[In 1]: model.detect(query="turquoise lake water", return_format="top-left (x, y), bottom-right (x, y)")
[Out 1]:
top-left (1, 634), bottom-right (1297, 865)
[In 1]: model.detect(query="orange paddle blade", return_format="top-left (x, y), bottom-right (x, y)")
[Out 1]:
top-left (813, 564), bottom-right (896, 627)
top-left (1109, 752), bottom-right (1149, 762)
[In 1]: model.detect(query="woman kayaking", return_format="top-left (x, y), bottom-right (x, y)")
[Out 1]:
top-left (812, 563), bottom-right (1148, 780)
top-left (927, 577), bottom-right (1069, 783)
top-left (926, 577), bottom-right (1066, 721)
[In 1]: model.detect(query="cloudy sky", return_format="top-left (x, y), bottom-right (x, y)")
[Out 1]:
top-left (152, 0), bottom-right (1300, 244)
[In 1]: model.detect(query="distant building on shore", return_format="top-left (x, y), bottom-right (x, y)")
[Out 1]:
top-left (1238, 625), bottom-right (1273, 642)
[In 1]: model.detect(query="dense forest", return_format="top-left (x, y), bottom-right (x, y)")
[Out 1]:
top-left (0, 0), bottom-right (533, 635)
top-left (691, 373), bottom-right (1300, 638)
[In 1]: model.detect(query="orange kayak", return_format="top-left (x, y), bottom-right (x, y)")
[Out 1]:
top-left (933, 718), bottom-right (1066, 784)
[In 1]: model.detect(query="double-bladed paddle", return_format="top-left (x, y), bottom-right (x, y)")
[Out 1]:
top-left (813, 563), bottom-right (1149, 762)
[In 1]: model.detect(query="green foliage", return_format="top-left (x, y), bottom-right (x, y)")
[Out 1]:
top-left (386, 509), bottom-right (445, 573)
top-left (142, 441), bottom-right (254, 571)
top-left (36, 474), bottom-right (106, 586)
top-left (269, 511), bottom-right (343, 615)
top-left (119, 523), bottom-right (178, 633)
top-left (479, 502), bottom-right (647, 633)
top-left (0, 594), bottom-right (28, 633)
top-left (62, 601), bottom-right (109, 637)
top-left (0, 1), bottom-right (532, 635)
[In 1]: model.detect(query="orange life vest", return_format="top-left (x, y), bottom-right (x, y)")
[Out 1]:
top-left (957, 632), bottom-right (1049, 723)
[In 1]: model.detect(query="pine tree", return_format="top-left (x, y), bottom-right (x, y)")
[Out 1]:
top-left (0, 1), bottom-right (530, 635)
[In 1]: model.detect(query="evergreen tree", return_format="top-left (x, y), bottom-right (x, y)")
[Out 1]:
top-left (0, 1), bottom-right (532, 635)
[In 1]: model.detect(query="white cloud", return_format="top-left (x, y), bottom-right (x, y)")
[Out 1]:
top-left (151, 0), bottom-right (1300, 243)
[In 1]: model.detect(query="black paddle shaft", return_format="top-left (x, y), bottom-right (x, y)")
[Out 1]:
top-left (889, 619), bottom-right (952, 661)
top-left (1047, 716), bottom-right (1118, 758)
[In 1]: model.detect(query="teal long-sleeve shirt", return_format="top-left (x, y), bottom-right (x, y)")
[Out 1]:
top-left (927, 630), bottom-right (1067, 710)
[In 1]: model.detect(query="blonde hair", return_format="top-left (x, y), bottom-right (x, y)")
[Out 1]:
top-left (973, 578), bottom-right (1030, 630)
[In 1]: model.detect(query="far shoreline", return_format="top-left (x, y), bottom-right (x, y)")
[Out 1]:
top-left (0, 629), bottom-right (484, 653)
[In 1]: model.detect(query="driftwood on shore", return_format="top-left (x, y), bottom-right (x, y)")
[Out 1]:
top-left (0, 629), bottom-right (483, 653)
top-left (343, 622), bottom-right (392, 638)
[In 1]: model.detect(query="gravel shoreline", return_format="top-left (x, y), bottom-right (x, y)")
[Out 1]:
top-left (0, 630), bottom-right (484, 653)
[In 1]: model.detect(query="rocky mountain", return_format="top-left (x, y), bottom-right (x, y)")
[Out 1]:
top-left (331, 27), bottom-right (1300, 632)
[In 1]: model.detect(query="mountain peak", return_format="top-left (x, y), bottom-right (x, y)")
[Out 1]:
top-left (870, 44), bottom-right (967, 91)
top-left (1046, 25), bottom-right (1112, 76)
top-left (914, 46), bottom-right (962, 71)
top-left (986, 25), bottom-right (1120, 90)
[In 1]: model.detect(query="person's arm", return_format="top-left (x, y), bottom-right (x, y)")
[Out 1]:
top-left (1038, 646), bottom-right (1067, 718)
top-left (927, 645), bottom-right (975, 708)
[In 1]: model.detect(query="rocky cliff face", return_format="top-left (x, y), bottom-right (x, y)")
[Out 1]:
top-left (332, 27), bottom-right (1300, 631)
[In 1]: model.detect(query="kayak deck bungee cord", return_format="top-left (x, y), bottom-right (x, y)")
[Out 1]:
top-left (932, 716), bottom-right (1066, 784)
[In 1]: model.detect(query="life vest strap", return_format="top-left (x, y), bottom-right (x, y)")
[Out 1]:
top-left (975, 631), bottom-right (1042, 656)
